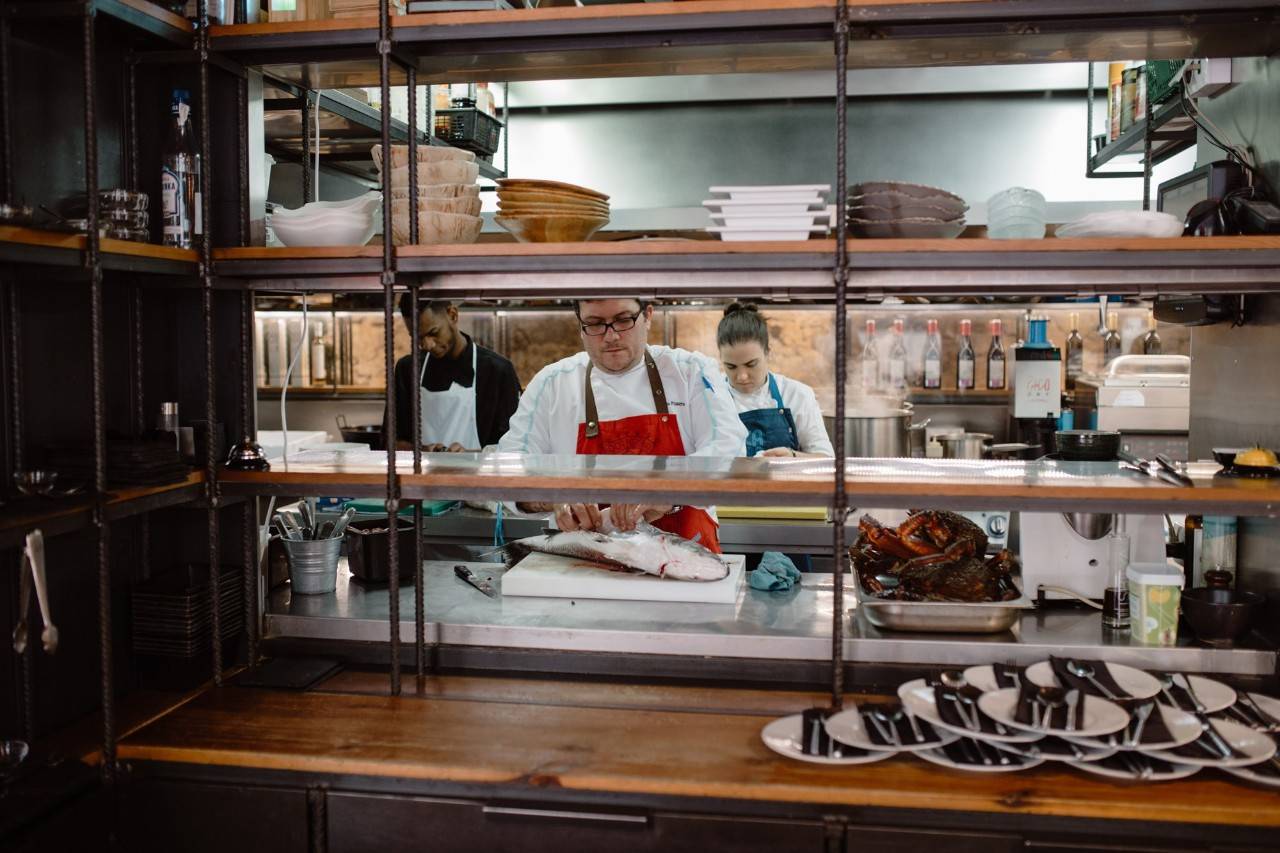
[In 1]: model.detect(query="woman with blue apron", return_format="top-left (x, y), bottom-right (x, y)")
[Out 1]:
top-left (718, 303), bottom-right (835, 579)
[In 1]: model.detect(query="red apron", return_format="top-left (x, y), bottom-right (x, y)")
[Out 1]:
top-left (575, 349), bottom-right (722, 553)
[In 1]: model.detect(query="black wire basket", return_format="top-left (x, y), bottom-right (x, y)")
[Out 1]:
top-left (434, 107), bottom-right (503, 156)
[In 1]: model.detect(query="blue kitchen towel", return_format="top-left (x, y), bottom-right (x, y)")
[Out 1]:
top-left (749, 551), bottom-right (801, 591)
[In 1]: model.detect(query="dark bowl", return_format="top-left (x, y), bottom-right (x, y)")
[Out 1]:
top-left (1054, 429), bottom-right (1121, 462)
top-left (339, 425), bottom-right (384, 451)
top-left (1181, 586), bottom-right (1266, 645)
top-left (1212, 447), bottom-right (1251, 468)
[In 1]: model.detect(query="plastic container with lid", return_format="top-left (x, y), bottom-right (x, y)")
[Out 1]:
top-left (1126, 561), bottom-right (1185, 646)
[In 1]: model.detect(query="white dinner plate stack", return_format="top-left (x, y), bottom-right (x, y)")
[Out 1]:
top-left (372, 143), bottom-right (484, 246)
top-left (703, 184), bottom-right (831, 241)
top-left (848, 181), bottom-right (968, 239)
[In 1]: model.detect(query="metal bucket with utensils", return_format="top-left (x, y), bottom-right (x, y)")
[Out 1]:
top-left (281, 536), bottom-right (343, 595)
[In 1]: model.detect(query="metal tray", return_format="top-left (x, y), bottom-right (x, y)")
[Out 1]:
top-left (851, 580), bottom-right (1033, 634)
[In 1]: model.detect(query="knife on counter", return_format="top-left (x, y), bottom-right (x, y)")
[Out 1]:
top-left (1118, 451), bottom-right (1194, 487)
top-left (454, 564), bottom-right (499, 598)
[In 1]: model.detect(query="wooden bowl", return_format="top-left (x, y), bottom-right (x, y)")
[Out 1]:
top-left (394, 196), bottom-right (482, 217)
top-left (392, 210), bottom-right (483, 246)
top-left (497, 178), bottom-right (609, 202)
top-left (498, 189), bottom-right (611, 209)
top-left (495, 213), bottom-right (609, 243)
top-left (391, 183), bottom-right (480, 200)
top-left (389, 161), bottom-right (479, 187)
top-left (372, 143), bottom-right (474, 171)
top-left (498, 202), bottom-right (611, 217)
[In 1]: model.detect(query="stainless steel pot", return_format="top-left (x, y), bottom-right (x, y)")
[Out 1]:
top-left (937, 432), bottom-right (994, 460)
top-left (823, 405), bottom-right (926, 458)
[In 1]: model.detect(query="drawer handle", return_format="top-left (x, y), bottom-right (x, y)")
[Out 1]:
top-left (482, 806), bottom-right (649, 825)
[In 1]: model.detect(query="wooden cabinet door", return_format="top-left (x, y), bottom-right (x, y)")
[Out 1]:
top-left (328, 792), bottom-right (826, 853)
top-left (849, 825), bottom-right (1022, 853)
top-left (120, 778), bottom-right (309, 853)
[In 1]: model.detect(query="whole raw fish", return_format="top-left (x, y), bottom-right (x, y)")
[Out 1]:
top-left (504, 521), bottom-right (728, 582)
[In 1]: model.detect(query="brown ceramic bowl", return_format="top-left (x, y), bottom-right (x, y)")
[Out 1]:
top-left (497, 178), bottom-right (609, 202)
top-left (495, 213), bottom-right (609, 243)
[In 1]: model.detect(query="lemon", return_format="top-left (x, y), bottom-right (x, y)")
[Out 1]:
top-left (1235, 446), bottom-right (1278, 467)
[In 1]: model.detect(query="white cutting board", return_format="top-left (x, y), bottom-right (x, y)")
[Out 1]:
top-left (502, 552), bottom-right (745, 604)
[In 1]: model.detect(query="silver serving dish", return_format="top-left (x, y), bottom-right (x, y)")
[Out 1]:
top-left (852, 578), bottom-right (1033, 634)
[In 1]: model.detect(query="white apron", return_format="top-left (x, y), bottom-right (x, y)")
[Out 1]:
top-left (418, 343), bottom-right (481, 449)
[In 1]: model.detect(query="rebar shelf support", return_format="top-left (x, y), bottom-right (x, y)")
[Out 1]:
top-left (831, 0), bottom-right (849, 711)
top-left (197, 0), bottom-right (223, 687)
top-left (379, 0), bottom-right (401, 696)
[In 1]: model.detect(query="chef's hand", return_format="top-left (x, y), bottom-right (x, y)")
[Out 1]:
top-left (611, 504), bottom-right (673, 531)
top-left (423, 442), bottom-right (448, 452)
top-left (555, 503), bottom-right (604, 532)
top-left (760, 447), bottom-right (798, 458)
top-left (447, 442), bottom-right (466, 453)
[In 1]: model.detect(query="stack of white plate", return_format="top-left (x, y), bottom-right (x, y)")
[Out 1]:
top-left (703, 184), bottom-right (831, 241)
top-left (372, 143), bottom-right (483, 246)
top-left (269, 191), bottom-right (381, 248)
top-left (848, 181), bottom-right (967, 239)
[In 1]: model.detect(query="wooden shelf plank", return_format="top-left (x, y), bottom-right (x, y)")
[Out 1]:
top-left (118, 684), bottom-right (1280, 828)
top-left (0, 226), bottom-right (199, 274)
top-left (0, 472), bottom-right (206, 550)
top-left (218, 456), bottom-right (1280, 517)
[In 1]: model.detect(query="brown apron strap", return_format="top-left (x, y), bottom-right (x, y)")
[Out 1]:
top-left (583, 349), bottom-right (667, 439)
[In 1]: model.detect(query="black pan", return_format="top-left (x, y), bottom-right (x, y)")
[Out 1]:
top-left (1053, 430), bottom-right (1121, 462)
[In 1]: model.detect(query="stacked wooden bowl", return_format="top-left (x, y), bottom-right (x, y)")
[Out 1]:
top-left (495, 179), bottom-right (610, 243)
top-left (372, 143), bottom-right (483, 246)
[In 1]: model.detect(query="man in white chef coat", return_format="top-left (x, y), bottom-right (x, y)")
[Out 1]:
top-left (498, 297), bottom-right (746, 553)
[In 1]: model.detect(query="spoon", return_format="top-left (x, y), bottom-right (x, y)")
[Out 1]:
top-left (1066, 659), bottom-right (1120, 700)
top-left (873, 707), bottom-right (906, 746)
top-left (938, 671), bottom-right (978, 730)
top-left (1036, 685), bottom-right (1067, 729)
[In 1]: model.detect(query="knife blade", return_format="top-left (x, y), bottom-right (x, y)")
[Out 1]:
top-left (454, 564), bottom-right (498, 598)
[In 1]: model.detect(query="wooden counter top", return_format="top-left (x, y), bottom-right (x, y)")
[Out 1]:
top-left (118, 675), bottom-right (1280, 829)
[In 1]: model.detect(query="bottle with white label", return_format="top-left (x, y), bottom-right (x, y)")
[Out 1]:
top-left (162, 89), bottom-right (201, 249)
top-left (860, 319), bottom-right (879, 392)
top-left (923, 318), bottom-right (942, 389)
top-left (311, 321), bottom-right (328, 384)
top-left (1103, 311), bottom-right (1122, 366)
top-left (956, 319), bottom-right (976, 390)
top-left (888, 319), bottom-right (908, 392)
top-left (1065, 311), bottom-right (1084, 391)
top-left (986, 318), bottom-right (1005, 389)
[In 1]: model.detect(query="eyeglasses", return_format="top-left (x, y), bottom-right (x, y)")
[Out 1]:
top-left (580, 312), bottom-right (641, 337)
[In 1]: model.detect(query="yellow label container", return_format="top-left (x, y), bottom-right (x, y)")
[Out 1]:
top-left (1127, 561), bottom-right (1185, 646)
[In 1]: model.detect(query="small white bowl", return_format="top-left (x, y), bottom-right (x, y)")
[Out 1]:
top-left (272, 192), bottom-right (381, 220)
top-left (271, 213), bottom-right (376, 247)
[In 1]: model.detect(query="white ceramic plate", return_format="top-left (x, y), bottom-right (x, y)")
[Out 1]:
top-left (706, 226), bottom-right (829, 242)
top-left (963, 664), bottom-right (1025, 694)
top-left (914, 739), bottom-right (1044, 773)
top-left (1055, 210), bottom-right (1182, 239)
top-left (1240, 692), bottom-right (1280, 726)
top-left (1069, 753), bottom-right (1201, 782)
top-left (710, 184), bottom-right (831, 202)
top-left (1145, 717), bottom-right (1278, 768)
top-left (1158, 674), bottom-right (1238, 715)
top-left (760, 714), bottom-right (897, 766)
top-left (702, 199), bottom-right (825, 214)
top-left (996, 736), bottom-right (1114, 763)
top-left (978, 687), bottom-right (1130, 738)
top-left (897, 678), bottom-right (1041, 744)
top-left (1223, 763), bottom-right (1280, 788)
top-left (1064, 703), bottom-right (1202, 752)
top-left (1025, 660), bottom-right (1160, 701)
top-left (824, 707), bottom-right (958, 753)
top-left (710, 213), bottom-right (831, 229)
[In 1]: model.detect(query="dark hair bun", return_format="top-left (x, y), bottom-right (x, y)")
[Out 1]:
top-left (723, 301), bottom-right (759, 318)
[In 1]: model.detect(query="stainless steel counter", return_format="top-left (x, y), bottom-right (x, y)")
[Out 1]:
top-left (266, 561), bottom-right (1276, 676)
top-left (416, 505), bottom-right (843, 555)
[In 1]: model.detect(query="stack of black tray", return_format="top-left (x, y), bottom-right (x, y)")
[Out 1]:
top-left (47, 437), bottom-right (188, 487)
top-left (132, 564), bottom-right (243, 659)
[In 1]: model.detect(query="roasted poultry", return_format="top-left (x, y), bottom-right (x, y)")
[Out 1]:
top-left (852, 510), bottom-right (1020, 602)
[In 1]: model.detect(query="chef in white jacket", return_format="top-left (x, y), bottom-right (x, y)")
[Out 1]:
top-left (498, 297), bottom-right (746, 553)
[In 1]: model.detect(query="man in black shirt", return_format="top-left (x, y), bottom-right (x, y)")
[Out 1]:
top-left (384, 295), bottom-right (521, 451)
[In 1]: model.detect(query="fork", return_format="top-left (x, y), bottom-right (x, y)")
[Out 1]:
top-left (1237, 692), bottom-right (1280, 732)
